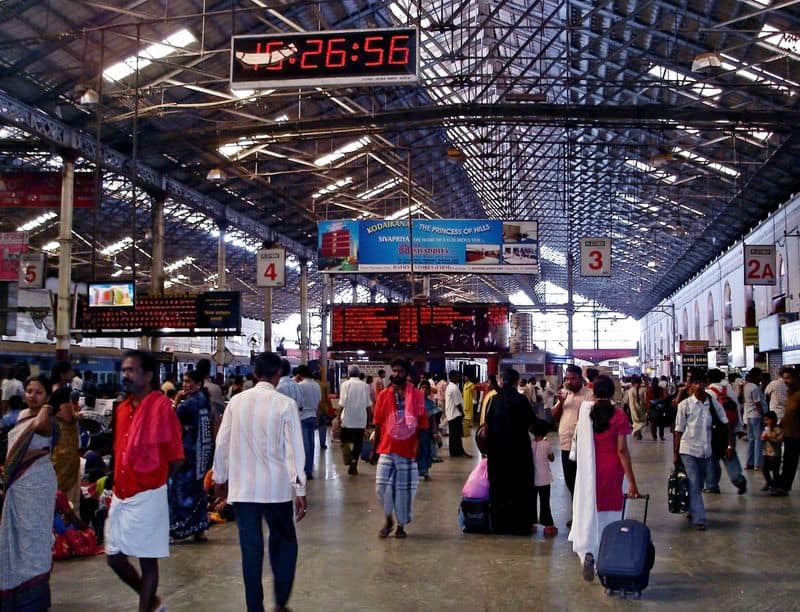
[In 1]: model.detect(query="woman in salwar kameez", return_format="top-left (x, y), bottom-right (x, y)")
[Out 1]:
top-left (0, 375), bottom-right (58, 611)
top-left (168, 370), bottom-right (213, 542)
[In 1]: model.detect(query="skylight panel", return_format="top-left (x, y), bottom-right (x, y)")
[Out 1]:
top-left (101, 237), bottom-right (133, 256)
top-left (759, 23), bottom-right (800, 59)
top-left (540, 246), bottom-right (567, 267)
top-left (312, 177), bottom-right (353, 200)
top-left (647, 64), bottom-right (721, 98)
top-left (672, 146), bottom-right (740, 178)
top-left (17, 211), bottom-right (57, 232)
top-left (103, 28), bottom-right (196, 82)
top-left (314, 137), bottom-right (370, 167)
top-left (624, 158), bottom-right (677, 184)
top-left (358, 177), bottom-right (402, 200)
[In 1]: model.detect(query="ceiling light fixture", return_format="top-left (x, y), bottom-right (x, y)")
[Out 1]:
top-left (691, 51), bottom-right (722, 73)
top-left (206, 167), bottom-right (226, 182)
top-left (79, 88), bottom-right (99, 107)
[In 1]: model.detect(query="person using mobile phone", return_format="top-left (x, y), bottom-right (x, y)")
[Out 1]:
top-left (0, 374), bottom-right (58, 611)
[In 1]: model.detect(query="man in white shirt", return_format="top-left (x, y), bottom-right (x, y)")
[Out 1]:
top-left (295, 364), bottom-right (321, 480)
top-left (338, 365), bottom-right (372, 475)
top-left (445, 370), bottom-right (470, 457)
top-left (673, 369), bottom-right (731, 530)
top-left (213, 352), bottom-right (307, 612)
top-left (551, 364), bottom-right (593, 501)
top-left (1, 365), bottom-right (24, 412)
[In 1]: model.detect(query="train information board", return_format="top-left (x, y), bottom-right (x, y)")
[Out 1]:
top-left (330, 303), bottom-right (510, 352)
top-left (75, 291), bottom-right (241, 337)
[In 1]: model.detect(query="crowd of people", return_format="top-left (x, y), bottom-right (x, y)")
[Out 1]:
top-left (1, 355), bottom-right (799, 610)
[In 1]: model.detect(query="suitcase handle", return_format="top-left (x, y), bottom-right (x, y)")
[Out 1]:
top-left (622, 493), bottom-right (649, 525)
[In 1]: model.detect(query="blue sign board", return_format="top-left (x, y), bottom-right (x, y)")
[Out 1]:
top-left (317, 219), bottom-right (538, 273)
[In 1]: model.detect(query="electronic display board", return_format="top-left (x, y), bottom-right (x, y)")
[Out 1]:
top-left (231, 27), bottom-right (419, 89)
top-left (330, 303), bottom-right (510, 352)
top-left (75, 291), bottom-right (241, 337)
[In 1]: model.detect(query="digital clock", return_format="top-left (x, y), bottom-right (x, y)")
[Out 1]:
top-left (231, 27), bottom-right (419, 89)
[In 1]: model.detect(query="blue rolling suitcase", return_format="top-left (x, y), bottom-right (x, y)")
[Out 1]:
top-left (596, 494), bottom-right (655, 598)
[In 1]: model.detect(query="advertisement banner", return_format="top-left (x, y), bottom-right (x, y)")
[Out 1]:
top-left (0, 231), bottom-right (29, 281)
top-left (0, 172), bottom-right (96, 209)
top-left (317, 219), bottom-right (538, 273)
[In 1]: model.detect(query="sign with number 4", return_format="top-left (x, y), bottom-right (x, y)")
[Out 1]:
top-left (256, 247), bottom-right (286, 287)
top-left (580, 237), bottom-right (611, 277)
top-left (744, 244), bottom-right (776, 286)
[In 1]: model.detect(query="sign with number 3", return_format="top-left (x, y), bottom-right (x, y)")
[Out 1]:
top-left (580, 237), bottom-right (611, 277)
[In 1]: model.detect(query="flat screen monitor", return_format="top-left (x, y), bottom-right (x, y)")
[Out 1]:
top-left (87, 281), bottom-right (135, 308)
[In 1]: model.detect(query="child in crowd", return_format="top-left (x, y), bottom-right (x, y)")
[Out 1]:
top-left (760, 410), bottom-right (783, 491)
top-left (531, 419), bottom-right (557, 536)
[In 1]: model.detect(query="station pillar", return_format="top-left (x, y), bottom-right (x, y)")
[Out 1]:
top-left (299, 258), bottom-right (309, 364)
top-left (216, 218), bottom-right (228, 372)
top-left (55, 150), bottom-right (76, 361)
top-left (149, 190), bottom-right (166, 353)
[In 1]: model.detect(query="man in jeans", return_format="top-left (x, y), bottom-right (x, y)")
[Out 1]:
top-left (743, 368), bottom-right (767, 469)
top-left (673, 369), bottom-right (733, 530)
top-left (704, 368), bottom-right (747, 495)
top-left (295, 364), bottom-right (321, 480)
top-left (213, 352), bottom-right (307, 612)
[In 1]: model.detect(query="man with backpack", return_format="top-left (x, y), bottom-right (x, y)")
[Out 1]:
top-left (704, 369), bottom-right (747, 495)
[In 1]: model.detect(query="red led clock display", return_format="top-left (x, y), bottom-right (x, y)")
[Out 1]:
top-left (231, 27), bottom-right (419, 89)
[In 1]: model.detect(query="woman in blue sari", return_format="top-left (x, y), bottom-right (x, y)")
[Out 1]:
top-left (168, 370), bottom-right (213, 542)
top-left (0, 375), bottom-right (58, 611)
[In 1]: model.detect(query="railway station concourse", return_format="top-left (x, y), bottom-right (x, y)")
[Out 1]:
top-left (1, 0), bottom-right (800, 610)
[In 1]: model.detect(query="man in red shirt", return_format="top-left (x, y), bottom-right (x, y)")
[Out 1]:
top-left (373, 358), bottom-right (429, 539)
top-left (106, 350), bottom-right (184, 612)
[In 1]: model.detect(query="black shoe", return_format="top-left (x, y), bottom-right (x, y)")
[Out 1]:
top-left (770, 488), bottom-right (788, 496)
top-left (582, 553), bottom-right (595, 582)
top-left (395, 525), bottom-right (407, 538)
top-left (566, 519), bottom-right (573, 528)
top-left (306, 473), bottom-right (313, 480)
top-left (320, 445), bottom-right (328, 450)
top-left (347, 465), bottom-right (358, 475)
top-left (703, 487), bottom-right (721, 494)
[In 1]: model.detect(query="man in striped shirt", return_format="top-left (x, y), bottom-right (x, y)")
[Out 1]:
top-left (213, 352), bottom-right (307, 612)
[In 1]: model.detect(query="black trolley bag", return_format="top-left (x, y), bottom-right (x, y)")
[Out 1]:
top-left (596, 494), bottom-right (655, 598)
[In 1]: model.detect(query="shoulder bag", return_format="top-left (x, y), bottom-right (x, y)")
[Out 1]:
top-left (706, 394), bottom-right (729, 459)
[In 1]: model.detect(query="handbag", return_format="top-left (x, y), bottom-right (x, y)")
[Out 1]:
top-left (707, 395), bottom-right (728, 459)
top-left (668, 463), bottom-right (689, 514)
top-left (568, 427), bottom-right (578, 462)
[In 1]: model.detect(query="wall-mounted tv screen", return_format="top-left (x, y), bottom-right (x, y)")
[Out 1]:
top-left (87, 281), bottom-right (135, 308)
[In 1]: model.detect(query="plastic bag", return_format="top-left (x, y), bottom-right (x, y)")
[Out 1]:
top-left (461, 457), bottom-right (490, 500)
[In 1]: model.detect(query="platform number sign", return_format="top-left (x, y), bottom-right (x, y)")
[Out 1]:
top-left (256, 247), bottom-right (286, 287)
top-left (580, 237), bottom-right (611, 277)
top-left (744, 244), bottom-right (776, 286)
top-left (18, 252), bottom-right (46, 289)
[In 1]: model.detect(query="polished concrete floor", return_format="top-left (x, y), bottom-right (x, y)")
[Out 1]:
top-left (50, 431), bottom-right (800, 611)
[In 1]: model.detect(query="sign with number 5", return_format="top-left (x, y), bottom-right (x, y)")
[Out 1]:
top-left (743, 244), bottom-right (776, 286)
top-left (579, 237), bottom-right (611, 277)
top-left (256, 247), bottom-right (286, 287)
top-left (18, 252), bottom-right (46, 289)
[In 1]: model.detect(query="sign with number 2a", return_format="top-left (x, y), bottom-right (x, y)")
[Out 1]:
top-left (743, 244), bottom-right (776, 286)
top-left (579, 237), bottom-right (611, 277)
top-left (256, 247), bottom-right (286, 287)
